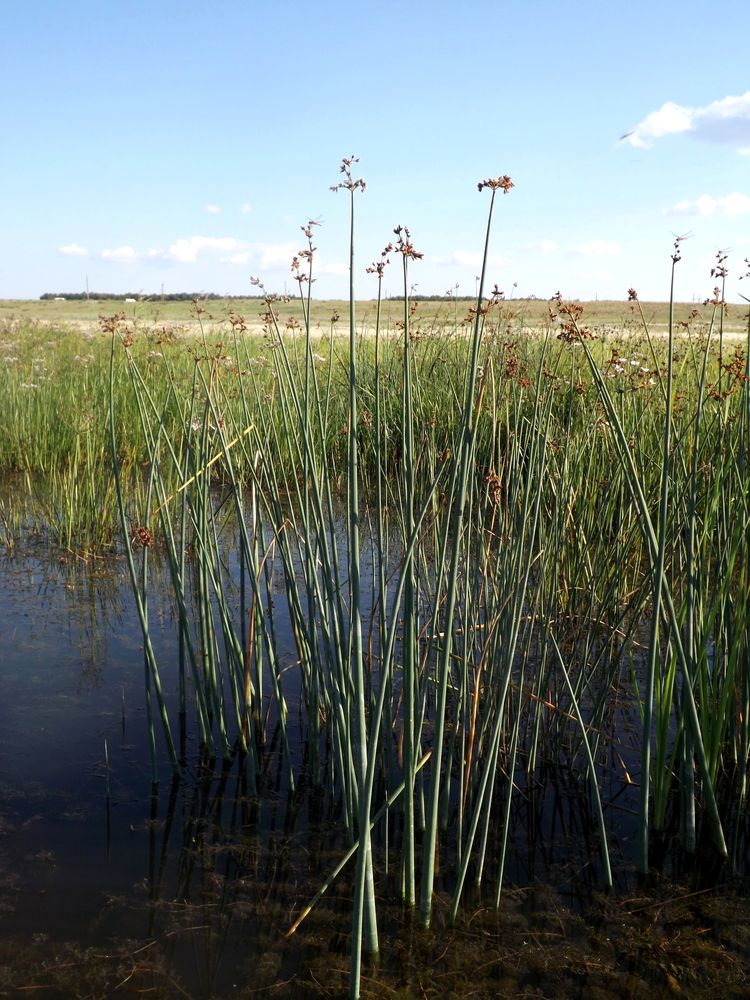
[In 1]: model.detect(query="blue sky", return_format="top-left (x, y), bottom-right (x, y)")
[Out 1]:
top-left (2, 0), bottom-right (749, 303)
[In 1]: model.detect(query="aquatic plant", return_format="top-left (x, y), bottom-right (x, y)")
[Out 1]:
top-left (2, 161), bottom-right (750, 998)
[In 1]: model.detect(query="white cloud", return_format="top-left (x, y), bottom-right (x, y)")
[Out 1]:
top-left (204, 204), bottom-right (221, 214)
top-left (451, 249), bottom-right (482, 268)
top-left (318, 261), bottom-right (349, 276)
top-left (574, 240), bottom-right (619, 256)
top-left (665, 192), bottom-right (750, 217)
top-left (222, 252), bottom-right (252, 265)
top-left (240, 202), bottom-right (252, 214)
top-left (625, 101), bottom-right (693, 148)
top-left (434, 249), bottom-right (510, 269)
top-left (100, 246), bottom-right (161, 264)
top-left (92, 236), bottom-right (307, 271)
top-left (257, 243), bottom-right (297, 269)
top-left (524, 239), bottom-right (557, 254)
top-left (165, 236), bottom-right (243, 263)
top-left (99, 237), bottom-right (244, 265)
top-left (738, 147), bottom-right (750, 156)
top-left (624, 90), bottom-right (750, 149)
top-left (101, 245), bottom-right (141, 264)
top-left (222, 243), bottom-right (340, 272)
top-left (59, 243), bottom-right (88, 257)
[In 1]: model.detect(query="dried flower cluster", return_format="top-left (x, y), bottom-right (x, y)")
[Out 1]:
top-left (671, 234), bottom-right (688, 264)
top-left (227, 309), bottom-right (248, 336)
top-left (291, 220), bottom-right (320, 285)
top-left (485, 469), bottom-right (502, 507)
top-left (711, 250), bottom-right (729, 281)
top-left (549, 293), bottom-right (594, 345)
top-left (99, 313), bottom-right (126, 335)
top-left (130, 524), bottom-right (154, 549)
top-left (366, 243), bottom-right (393, 279)
top-left (330, 156), bottom-right (366, 194)
top-left (704, 287), bottom-right (728, 309)
top-left (709, 348), bottom-right (748, 401)
top-left (477, 176), bottom-right (514, 194)
top-left (393, 226), bottom-right (423, 261)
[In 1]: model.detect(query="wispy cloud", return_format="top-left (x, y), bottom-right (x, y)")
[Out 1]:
top-left (58, 243), bottom-right (88, 257)
top-left (100, 238), bottom-right (243, 265)
top-left (664, 192), bottom-right (750, 217)
top-left (451, 250), bottom-right (484, 269)
top-left (219, 244), bottom-right (299, 269)
top-left (240, 202), bottom-right (252, 214)
top-left (623, 90), bottom-right (750, 149)
top-left (574, 240), bottom-right (619, 256)
top-left (101, 245), bottom-right (142, 264)
top-left (221, 243), bottom-right (344, 273)
top-left (204, 204), bottom-right (221, 214)
top-left (524, 239), bottom-right (557, 254)
top-left (165, 236), bottom-right (242, 263)
top-left (95, 236), bottom-right (311, 272)
top-left (318, 261), bottom-right (348, 277)
top-left (431, 249), bottom-right (510, 269)
top-left (256, 243), bottom-right (297, 269)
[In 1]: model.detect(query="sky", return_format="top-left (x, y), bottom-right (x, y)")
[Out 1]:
top-left (2, 0), bottom-right (750, 304)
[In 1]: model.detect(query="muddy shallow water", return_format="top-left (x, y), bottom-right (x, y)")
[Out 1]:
top-left (1, 548), bottom-right (750, 998)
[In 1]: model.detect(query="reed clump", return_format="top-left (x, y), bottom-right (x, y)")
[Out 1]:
top-left (3, 165), bottom-right (750, 999)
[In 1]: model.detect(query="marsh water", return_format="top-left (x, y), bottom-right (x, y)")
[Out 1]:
top-left (2, 542), bottom-right (750, 998)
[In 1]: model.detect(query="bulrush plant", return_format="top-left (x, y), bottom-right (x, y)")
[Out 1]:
top-left (552, 248), bottom-right (750, 873)
top-left (87, 162), bottom-right (750, 998)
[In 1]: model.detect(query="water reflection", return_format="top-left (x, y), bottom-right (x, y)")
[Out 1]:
top-left (2, 548), bottom-right (750, 997)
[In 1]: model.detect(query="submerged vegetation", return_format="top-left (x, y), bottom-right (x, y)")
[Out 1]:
top-left (2, 161), bottom-right (750, 996)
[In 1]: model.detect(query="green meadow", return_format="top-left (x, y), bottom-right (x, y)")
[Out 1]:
top-left (3, 291), bottom-right (747, 336)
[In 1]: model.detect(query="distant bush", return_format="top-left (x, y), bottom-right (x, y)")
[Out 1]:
top-left (39, 292), bottom-right (264, 302)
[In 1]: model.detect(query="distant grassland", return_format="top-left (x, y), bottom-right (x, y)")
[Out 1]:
top-left (2, 295), bottom-right (748, 336)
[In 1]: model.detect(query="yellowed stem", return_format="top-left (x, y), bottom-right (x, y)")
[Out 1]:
top-left (153, 423), bottom-right (255, 514)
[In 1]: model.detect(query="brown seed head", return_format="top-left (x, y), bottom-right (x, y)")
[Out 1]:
top-left (367, 241), bottom-right (393, 278)
top-left (393, 226), bottom-right (423, 260)
top-left (671, 233), bottom-right (689, 264)
top-left (131, 524), bottom-right (154, 548)
top-left (478, 176), bottom-right (514, 194)
top-left (485, 469), bottom-right (502, 507)
top-left (711, 249), bottom-right (729, 280)
top-left (331, 155), bottom-right (366, 194)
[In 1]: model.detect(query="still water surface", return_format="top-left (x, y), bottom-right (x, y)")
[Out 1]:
top-left (2, 548), bottom-right (750, 998)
